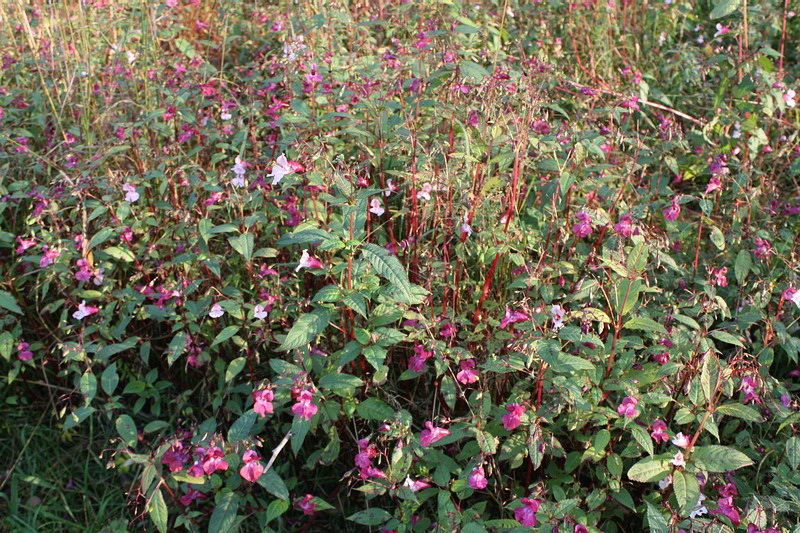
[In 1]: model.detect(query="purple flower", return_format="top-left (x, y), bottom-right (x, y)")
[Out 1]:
top-left (572, 211), bottom-right (593, 238)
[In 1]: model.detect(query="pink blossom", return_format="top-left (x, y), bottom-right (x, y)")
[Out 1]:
top-left (711, 267), bottom-right (728, 287)
top-left (122, 183), bottom-right (139, 202)
top-left (652, 352), bottom-right (670, 365)
top-left (202, 447), bottom-right (229, 475)
top-left (784, 89), bottom-right (796, 108)
top-left (456, 359), bottom-right (479, 384)
top-left (514, 497), bottom-right (541, 527)
top-left (295, 249), bottom-right (324, 272)
top-left (253, 304), bottom-right (268, 320)
top-left (617, 396), bottom-right (639, 419)
top-left (408, 344), bottom-right (433, 373)
top-left (439, 322), bottom-right (457, 338)
top-left (551, 305), bottom-right (566, 331)
top-left (179, 488), bottom-right (207, 506)
top-left (672, 432), bottom-right (690, 448)
top-left (468, 465), bottom-right (488, 489)
top-left (419, 421), bottom-right (449, 447)
top-left (403, 476), bottom-right (431, 491)
top-left (369, 198), bottom-right (385, 216)
top-left (740, 375), bottom-right (761, 404)
top-left (17, 342), bottom-right (33, 361)
top-left (500, 306), bottom-right (529, 329)
top-left (253, 388), bottom-right (274, 416)
top-left (650, 420), bottom-right (669, 443)
top-left (662, 198), bottom-right (681, 221)
top-left (705, 176), bottom-right (722, 194)
top-left (295, 494), bottom-right (317, 515)
top-left (672, 451), bottom-right (686, 467)
top-left (417, 182), bottom-right (432, 201)
top-left (614, 214), bottom-right (635, 237)
top-left (710, 495), bottom-right (740, 525)
top-left (161, 444), bottom-right (189, 472)
top-left (73, 300), bottom-right (99, 320)
top-left (15, 237), bottom-right (36, 254)
top-left (239, 450), bottom-right (264, 482)
top-left (208, 303), bottom-right (224, 318)
top-left (39, 246), bottom-right (61, 267)
top-left (291, 389), bottom-right (318, 420)
top-left (502, 403), bottom-right (526, 431)
top-left (754, 237), bottom-right (772, 259)
top-left (268, 153), bottom-right (293, 185)
top-left (572, 212), bottom-right (593, 238)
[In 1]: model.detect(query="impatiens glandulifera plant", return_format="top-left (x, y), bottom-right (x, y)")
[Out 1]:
top-left (0, 0), bottom-right (799, 532)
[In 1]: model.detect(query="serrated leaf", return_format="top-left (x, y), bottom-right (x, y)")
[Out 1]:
top-left (265, 499), bottom-right (289, 523)
top-left (228, 233), bottom-right (254, 262)
top-left (785, 437), bottom-right (800, 469)
top-left (103, 246), bottom-right (135, 262)
top-left (361, 243), bottom-right (416, 303)
top-left (116, 415), bottom-right (137, 447)
top-left (88, 228), bottom-right (115, 250)
top-left (257, 469), bottom-right (289, 501)
top-left (318, 373), bottom-right (364, 391)
top-left (212, 326), bottom-right (240, 348)
top-left (631, 425), bottom-right (654, 456)
top-left (148, 488), bottom-right (168, 533)
top-left (227, 411), bottom-right (256, 442)
top-left (627, 457), bottom-right (670, 482)
top-left (673, 470), bottom-right (700, 514)
top-left (278, 309), bottom-right (331, 351)
top-left (715, 403), bottom-right (763, 422)
top-left (80, 371), bottom-right (97, 402)
top-left (646, 501), bottom-right (670, 532)
top-left (691, 445), bottom-right (753, 472)
top-left (709, 330), bottom-right (744, 347)
top-left (701, 352), bottom-right (720, 402)
top-left (623, 317), bottom-right (667, 335)
top-left (208, 492), bottom-right (239, 533)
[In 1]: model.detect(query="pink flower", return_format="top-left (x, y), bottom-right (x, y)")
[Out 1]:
top-left (208, 303), bottom-right (224, 318)
top-left (551, 305), bottom-right (566, 331)
top-left (784, 89), bottom-right (796, 108)
top-left (514, 497), bottom-right (541, 527)
top-left (73, 300), bottom-right (99, 320)
top-left (650, 420), bottom-right (669, 443)
top-left (572, 212), bottom-right (593, 238)
top-left (295, 494), bottom-right (317, 515)
top-left (662, 198), bottom-right (681, 221)
top-left (468, 465), bottom-right (488, 489)
top-left (253, 304), bottom-right (268, 320)
top-left (502, 403), bottom-right (526, 431)
top-left (403, 476), bottom-right (431, 491)
top-left (17, 342), bottom-right (33, 361)
top-left (671, 451), bottom-right (686, 467)
top-left (711, 267), bottom-right (728, 287)
top-left (295, 249), bottom-right (324, 272)
top-left (291, 389), bottom-right (318, 420)
top-left (500, 307), bottom-right (529, 329)
top-left (122, 183), bottom-right (139, 202)
top-left (15, 237), bottom-right (36, 254)
top-left (652, 352), bottom-right (670, 365)
top-left (239, 450), bottom-right (264, 482)
top-left (408, 344), bottom-right (433, 373)
top-left (617, 396), bottom-right (639, 419)
top-left (705, 176), bottom-right (722, 194)
top-left (161, 444), bottom-right (189, 472)
top-left (39, 246), bottom-right (61, 268)
top-left (440, 322), bottom-right (457, 338)
top-left (754, 237), bottom-right (772, 259)
top-left (253, 388), bottom-right (274, 416)
top-left (202, 447), bottom-right (229, 475)
top-left (417, 182), bottom-right (432, 201)
top-left (574, 526), bottom-right (588, 533)
top-left (419, 421), bottom-right (450, 447)
top-left (456, 359), bottom-right (479, 384)
top-left (614, 214), bottom-right (635, 237)
top-left (268, 153), bottom-right (293, 185)
top-left (672, 432), bottom-right (690, 448)
top-left (740, 375), bottom-right (761, 404)
top-left (179, 488), bottom-right (207, 506)
top-left (369, 198), bottom-right (385, 216)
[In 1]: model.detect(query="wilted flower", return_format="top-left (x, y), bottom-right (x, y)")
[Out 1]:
top-left (663, 198), bottom-right (681, 221)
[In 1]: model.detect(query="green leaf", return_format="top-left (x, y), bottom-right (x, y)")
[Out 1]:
top-left (356, 398), bottom-right (395, 420)
top-left (88, 228), bottom-right (115, 249)
top-left (277, 228), bottom-right (336, 247)
top-left (627, 457), bottom-right (670, 482)
top-left (700, 353), bottom-right (720, 402)
top-left (646, 501), bottom-right (670, 533)
top-left (361, 243), bottom-right (418, 304)
top-left (116, 415), bottom-right (138, 447)
top-left (715, 403), bottom-right (763, 422)
top-left (103, 246), bottom-right (135, 262)
top-left (735, 250), bottom-right (751, 285)
top-left (318, 373), bottom-right (364, 391)
top-left (691, 445), bottom-right (753, 472)
top-left (710, 226), bottom-right (726, 250)
top-left (623, 317), bottom-right (667, 335)
top-left (631, 425), bottom-right (654, 456)
top-left (80, 371), bottom-right (97, 402)
top-left (212, 326), bottom-right (240, 348)
top-left (174, 37), bottom-right (198, 59)
top-left (227, 411), bottom-right (257, 442)
top-left (709, 330), bottom-right (744, 347)
top-left (710, 0), bottom-right (740, 19)
top-left (208, 492), bottom-right (239, 533)
top-left (785, 437), bottom-right (800, 470)
top-left (537, 340), bottom-right (594, 373)
top-left (166, 332), bottom-right (187, 366)
top-left (347, 508), bottom-right (391, 526)
top-left (673, 470), bottom-right (700, 514)
top-left (291, 416), bottom-right (312, 453)
top-left (257, 469), bottom-right (289, 501)
top-left (459, 60), bottom-right (490, 82)
top-left (228, 233), bottom-right (254, 262)
top-left (148, 488), bottom-right (168, 533)
top-left (441, 376), bottom-right (457, 410)
top-left (278, 308), bottom-right (331, 351)
top-left (0, 332), bottom-right (13, 361)
top-left (225, 357), bottom-right (246, 383)
top-left (0, 290), bottom-right (23, 314)
top-left (265, 499), bottom-right (289, 523)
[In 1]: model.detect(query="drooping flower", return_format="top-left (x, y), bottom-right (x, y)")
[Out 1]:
top-left (15, 237), bottom-right (36, 254)
top-left (208, 303), bottom-right (224, 318)
top-left (617, 396), bottom-right (639, 419)
top-left (73, 300), bottom-right (99, 320)
top-left (179, 488), bottom-right (207, 506)
top-left (161, 443), bottom-right (189, 472)
top-left (239, 450), bottom-right (264, 483)
top-left (39, 246), bottom-right (61, 268)
top-left (500, 307), bottom-right (529, 329)
top-left (253, 388), bottom-right (274, 416)
top-left (419, 421), bottom-right (450, 447)
top-left (468, 465), bottom-right (488, 489)
top-left (672, 432), bottom-right (690, 448)
top-left (714, 23), bottom-right (731, 37)
top-left (514, 497), bottom-right (541, 527)
top-left (663, 197), bottom-right (681, 221)
top-left (688, 493), bottom-right (708, 518)
top-left (572, 212), bottom-right (593, 238)
top-left (123, 183), bottom-right (139, 202)
top-left (369, 198), bottom-right (385, 216)
top-left (291, 389), bottom-right (318, 420)
top-left (502, 403), bottom-right (526, 431)
top-left (652, 352), bottom-right (670, 365)
top-left (650, 420), bottom-right (669, 443)
top-left (295, 249), bottom-right (324, 272)
top-left (440, 322), bottom-right (457, 338)
top-left (457, 359), bottom-right (479, 384)
top-left (268, 153), bottom-right (293, 185)
top-left (384, 179), bottom-right (398, 197)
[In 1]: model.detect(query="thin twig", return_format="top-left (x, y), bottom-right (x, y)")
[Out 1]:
top-left (263, 430), bottom-right (293, 474)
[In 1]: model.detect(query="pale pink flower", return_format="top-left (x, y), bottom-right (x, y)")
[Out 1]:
top-left (73, 300), bottom-right (99, 320)
top-left (403, 476), bottom-right (432, 492)
top-left (208, 303), bottom-right (224, 318)
top-left (123, 183), bottom-right (139, 202)
top-left (672, 451), bottom-right (686, 467)
top-left (417, 182), bottom-right (432, 201)
top-left (711, 267), bottom-right (728, 287)
top-left (253, 304), bottom-right (268, 320)
top-left (784, 89), bottom-right (796, 108)
top-left (253, 388), bottom-right (274, 416)
top-left (369, 198), bottom-right (385, 216)
top-left (268, 153), bottom-right (292, 185)
top-left (617, 396), bottom-right (639, 419)
top-left (551, 304), bottom-right (566, 331)
top-left (672, 432), bottom-right (690, 448)
top-left (231, 156), bottom-right (247, 187)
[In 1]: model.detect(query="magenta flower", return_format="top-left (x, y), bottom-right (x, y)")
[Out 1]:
top-left (614, 214), bottom-right (635, 237)
top-left (17, 342), bottom-right (33, 361)
top-left (617, 396), bottom-right (639, 419)
top-left (572, 212), bottom-right (593, 238)
top-left (662, 198), bottom-right (681, 221)
top-left (740, 376), bottom-right (761, 404)
top-left (514, 497), bottom-right (541, 527)
top-left (650, 420), bottom-right (669, 443)
top-left (202, 447), bottom-right (229, 475)
top-left (73, 300), bottom-right (99, 320)
top-left (502, 403), bottom-right (526, 431)
top-left (439, 322), bottom-right (457, 338)
top-left (253, 388), bottom-right (274, 417)
top-left (403, 476), bottom-right (431, 491)
top-left (179, 488), bottom-right (207, 506)
top-left (239, 450), bottom-right (264, 483)
top-left (500, 307), bottom-right (529, 329)
top-left (295, 249), bottom-right (324, 272)
top-left (753, 237), bottom-right (772, 259)
top-left (291, 389), bottom-right (318, 420)
top-left (705, 175), bottom-right (722, 194)
top-left (408, 344), bottom-right (433, 373)
top-left (456, 359), bottom-right (479, 385)
top-left (652, 351), bottom-right (670, 365)
top-left (710, 495), bottom-right (740, 525)
top-left (15, 237), bottom-right (36, 254)
top-left (295, 494), bottom-right (317, 515)
top-left (419, 421), bottom-right (450, 447)
top-left (468, 465), bottom-right (488, 489)
top-left (39, 246), bottom-right (61, 268)
top-left (161, 443), bottom-right (189, 472)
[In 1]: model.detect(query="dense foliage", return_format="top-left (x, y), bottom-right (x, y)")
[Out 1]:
top-left (1, 0), bottom-right (799, 532)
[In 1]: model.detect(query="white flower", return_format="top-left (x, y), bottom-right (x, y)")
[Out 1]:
top-left (231, 156), bottom-right (246, 187)
top-left (268, 153), bottom-right (292, 185)
top-left (253, 304), bottom-right (268, 320)
top-left (417, 182), bottom-right (432, 201)
top-left (460, 212), bottom-right (473, 237)
top-left (126, 50), bottom-right (138, 65)
top-left (369, 198), bottom-right (385, 216)
top-left (209, 303), bottom-right (224, 318)
top-left (384, 179), bottom-right (397, 197)
top-left (671, 451), bottom-right (686, 467)
top-left (72, 300), bottom-right (97, 320)
top-left (551, 304), bottom-right (566, 331)
top-left (792, 290), bottom-right (800, 308)
top-left (221, 110), bottom-right (232, 121)
top-left (732, 122), bottom-right (741, 139)
top-left (784, 89), bottom-right (796, 108)
top-left (123, 183), bottom-right (139, 202)
top-left (689, 494), bottom-right (708, 519)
